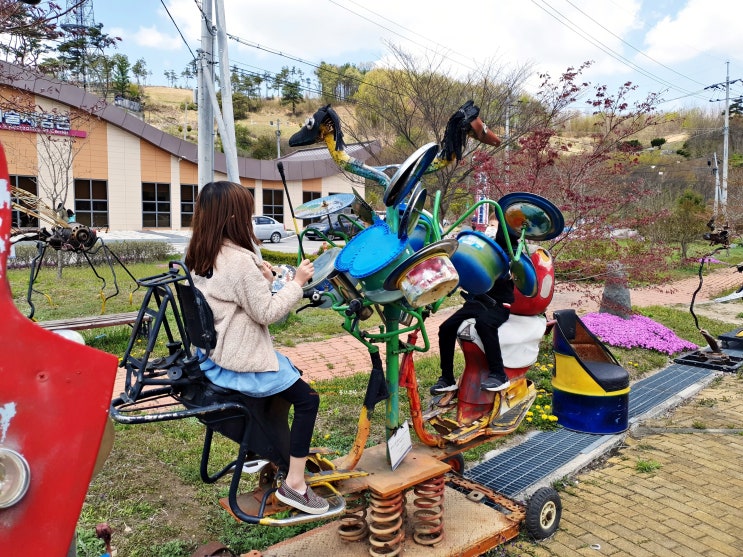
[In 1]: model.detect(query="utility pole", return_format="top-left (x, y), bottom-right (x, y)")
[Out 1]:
top-left (722, 62), bottom-right (730, 225)
top-left (197, 1), bottom-right (215, 190)
top-left (197, 0), bottom-right (239, 187)
top-left (271, 119), bottom-right (281, 157)
top-left (705, 62), bottom-right (742, 226)
top-left (711, 152), bottom-right (720, 218)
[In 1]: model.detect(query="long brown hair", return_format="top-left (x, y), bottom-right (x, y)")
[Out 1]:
top-left (185, 181), bottom-right (260, 276)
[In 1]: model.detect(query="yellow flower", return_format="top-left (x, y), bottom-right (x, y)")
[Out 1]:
top-left (324, 433), bottom-right (330, 440)
top-left (526, 411), bottom-right (533, 417)
top-left (541, 414), bottom-right (548, 420)
top-left (544, 405), bottom-right (551, 413)
top-left (526, 417), bottom-right (533, 422)
top-left (547, 363), bottom-right (554, 368)
top-left (549, 415), bottom-right (559, 422)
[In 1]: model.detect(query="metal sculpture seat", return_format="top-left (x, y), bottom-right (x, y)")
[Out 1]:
top-left (110, 261), bottom-right (298, 523)
top-left (551, 309), bottom-right (630, 434)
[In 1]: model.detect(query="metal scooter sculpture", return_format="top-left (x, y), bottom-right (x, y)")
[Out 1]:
top-left (103, 101), bottom-right (564, 547)
top-left (288, 102), bottom-right (565, 473)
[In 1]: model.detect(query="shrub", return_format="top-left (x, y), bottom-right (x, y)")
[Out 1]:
top-left (8, 240), bottom-right (175, 269)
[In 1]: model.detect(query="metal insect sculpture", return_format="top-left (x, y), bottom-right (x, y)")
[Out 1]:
top-left (9, 187), bottom-right (139, 318)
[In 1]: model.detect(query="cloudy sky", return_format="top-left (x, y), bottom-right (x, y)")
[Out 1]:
top-left (92, 0), bottom-right (743, 112)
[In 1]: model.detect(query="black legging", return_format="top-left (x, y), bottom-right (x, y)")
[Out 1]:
top-left (277, 378), bottom-right (320, 458)
top-left (438, 302), bottom-right (511, 384)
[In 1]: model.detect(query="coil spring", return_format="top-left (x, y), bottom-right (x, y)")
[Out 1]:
top-left (412, 474), bottom-right (445, 546)
top-left (337, 493), bottom-right (369, 542)
top-left (367, 490), bottom-right (405, 557)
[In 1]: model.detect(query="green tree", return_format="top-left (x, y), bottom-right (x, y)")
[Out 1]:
top-left (273, 67), bottom-right (290, 97)
top-left (234, 124), bottom-right (254, 156)
top-left (250, 135), bottom-right (277, 160)
top-left (163, 69), bottom-right (177, 87)
top-left (657, 189), bottom-right (709, 259)
top-left (315, 61), bottom-right (367, 103)
top-left (132, 58), bottom-right (148, 87)
top-left (281, 80), bottom-right (303, 115)
top-left (650, 137), bottom-right (667, 149)
top-left (111, 53), bottom-right (131, 96)
top-left (56, 23), bottom-right (118, 89)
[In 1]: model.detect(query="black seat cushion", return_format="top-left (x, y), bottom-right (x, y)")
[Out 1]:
top-left (582, 360), bottom-right (630, 392)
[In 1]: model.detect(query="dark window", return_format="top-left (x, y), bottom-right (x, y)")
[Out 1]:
top-left (10, 175), bottom-right (38, 228)
top-left (74, 179), bottom-right (109, 228)
top-left (262, 188), bottom-right (284, 221)
top-left (180, 184), bottom-right (197, 227)
top-left (142, 182), bottom-right (171, 228)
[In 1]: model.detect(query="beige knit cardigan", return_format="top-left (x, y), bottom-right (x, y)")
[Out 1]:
top-left (192, 240), bottom-right (302, 372)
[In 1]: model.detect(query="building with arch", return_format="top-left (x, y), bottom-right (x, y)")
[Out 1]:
top-left (0, 61), bottom-right (379, 232)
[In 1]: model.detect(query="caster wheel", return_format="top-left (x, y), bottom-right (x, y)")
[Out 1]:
top-left (525, 486), bottom-right (561, 539)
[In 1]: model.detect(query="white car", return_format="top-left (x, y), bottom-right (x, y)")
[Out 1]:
top-left (252, 216), bottom-right (294, 243)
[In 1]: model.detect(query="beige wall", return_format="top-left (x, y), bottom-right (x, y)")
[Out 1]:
top-left (140, 139), bottom-right (171, 183)
top-left (74, 116), bottom-right (108, 179)
top-left (106, 125), bottom-right (142, 230)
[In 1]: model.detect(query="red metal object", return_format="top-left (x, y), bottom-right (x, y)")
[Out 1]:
top-left (510, 247), bottom-right (555, 316)
top-left (0, 143), bottom-right (118, 552)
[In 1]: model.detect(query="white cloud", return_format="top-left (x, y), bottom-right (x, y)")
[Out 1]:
top-left (131, 26), bottom-right (182, 51)
top-left (643, 0), bottom-right (743, 64)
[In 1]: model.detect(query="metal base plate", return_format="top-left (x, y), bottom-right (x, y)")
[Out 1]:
top-left (673, 349), bottom-right (743, 372)
top-left (260, 483), bottom-right (520, 557)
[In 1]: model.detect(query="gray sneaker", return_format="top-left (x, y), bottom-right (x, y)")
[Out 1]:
top-left (481, 375), bottom-right (510, 392)
top-left (275, 483), bottom-right (330, 515)
top-left (430, 376), bottom-right (458, 395)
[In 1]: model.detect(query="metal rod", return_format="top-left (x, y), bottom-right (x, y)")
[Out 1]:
top-left (276, 162), bottom-right (305, 261)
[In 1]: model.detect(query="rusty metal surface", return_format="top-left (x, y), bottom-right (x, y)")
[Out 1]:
top-left (258, 485), bottom-right (520, 557)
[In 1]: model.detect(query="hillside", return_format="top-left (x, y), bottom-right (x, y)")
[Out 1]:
top-left (139, 86), bottom-right (352, 149)
top-left (138, 87), bottom-right (707, 162)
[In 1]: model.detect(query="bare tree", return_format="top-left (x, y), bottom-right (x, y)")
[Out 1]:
top-left (350, 42), bottom-right (539, 217)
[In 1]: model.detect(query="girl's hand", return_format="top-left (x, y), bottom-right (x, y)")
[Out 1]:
top-left (294, 259), bottom-right (314, 286)
top-left (260, 260), bottom-right (274, 282)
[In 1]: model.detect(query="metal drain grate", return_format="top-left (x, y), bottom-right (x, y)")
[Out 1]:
top-left (466, 429), bottom-right (599, 497)
top-left (465, 362), bottom-right (715, 498)
top-left (629, 363), bottom-right (713, 417)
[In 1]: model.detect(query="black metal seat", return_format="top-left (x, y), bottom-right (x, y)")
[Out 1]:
top-left (110, 260), bottom-right (293, 523)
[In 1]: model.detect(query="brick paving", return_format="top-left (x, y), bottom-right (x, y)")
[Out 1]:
top-left (526, 374), bottom-right (743, 557)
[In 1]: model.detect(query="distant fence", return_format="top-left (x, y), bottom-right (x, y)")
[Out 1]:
top-left (114, 96), bottom-right (142, 113)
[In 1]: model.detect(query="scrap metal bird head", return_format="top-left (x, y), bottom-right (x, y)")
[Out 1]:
top-left (289, 104), bottom-right (345, 150)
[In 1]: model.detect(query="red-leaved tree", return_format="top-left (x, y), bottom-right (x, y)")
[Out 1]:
top-left (470, 65), bottom-right (668, 286)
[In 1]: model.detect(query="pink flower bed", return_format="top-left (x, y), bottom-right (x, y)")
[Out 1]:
top-left (581, 312), bottom-right (697, 355)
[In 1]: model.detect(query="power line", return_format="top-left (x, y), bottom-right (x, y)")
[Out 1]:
top-left (160, 0), bottom-right (196, 61)
top-left (560, 0), bottom-right (707, 89)
top-left (326, 0), bottom-right (480, 75)
top-left (529, 0), bottom-right (702, 101)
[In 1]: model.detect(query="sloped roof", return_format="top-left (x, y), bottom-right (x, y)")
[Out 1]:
top-left (0, 60), bottom-right (380, 181)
